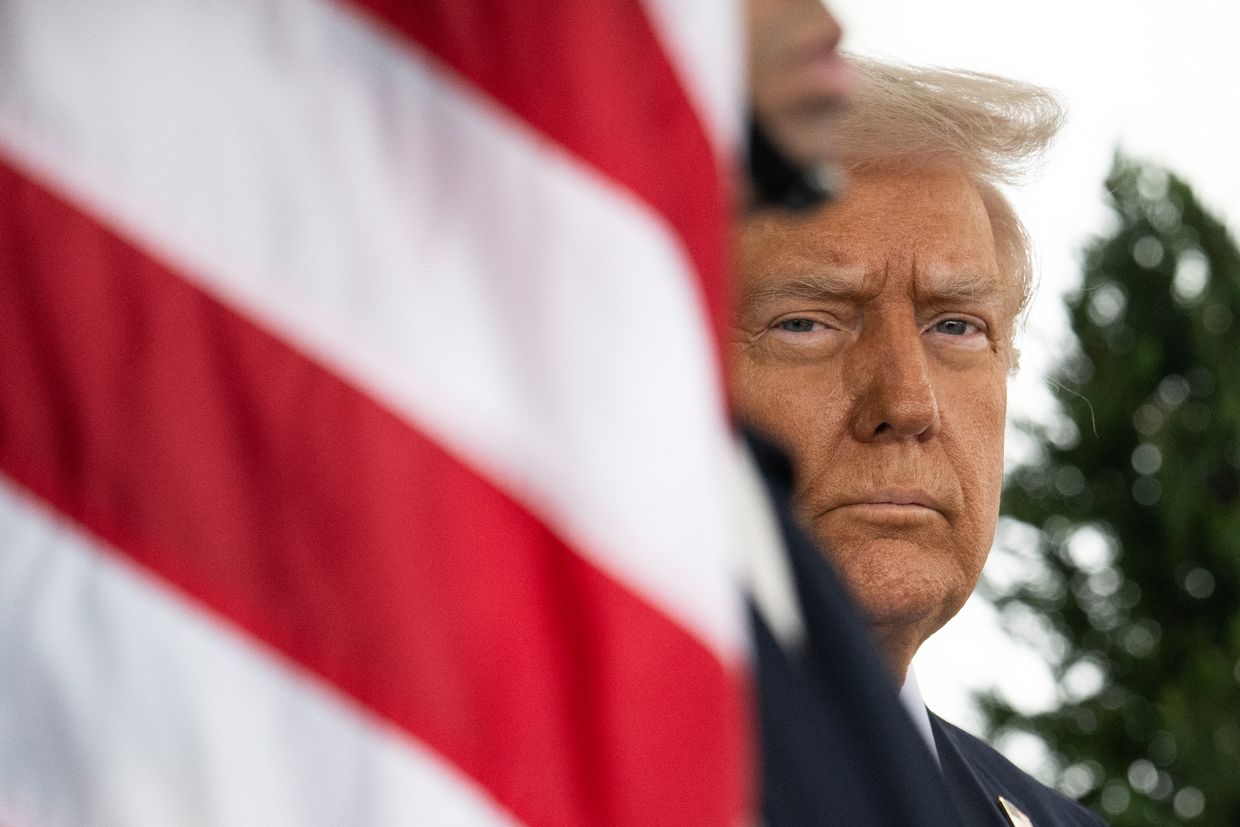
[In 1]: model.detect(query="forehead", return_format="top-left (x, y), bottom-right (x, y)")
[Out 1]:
top-left (742, 164), bottom-right (1006, 302)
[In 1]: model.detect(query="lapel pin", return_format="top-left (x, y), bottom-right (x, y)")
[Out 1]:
top-left (998, 795), bottom-right (1034, 827)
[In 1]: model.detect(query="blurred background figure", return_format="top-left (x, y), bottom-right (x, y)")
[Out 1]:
top-left (746, 0), bottom-right (851, 208)
top-left (748, 0), bottom-right (850, 168)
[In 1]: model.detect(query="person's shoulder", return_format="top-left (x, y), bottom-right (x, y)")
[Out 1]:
top-left (930, 713), bottom-right (1107, 826)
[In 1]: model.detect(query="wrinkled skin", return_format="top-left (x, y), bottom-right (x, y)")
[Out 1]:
top-left (732, 164), bottom-right (1015, 681)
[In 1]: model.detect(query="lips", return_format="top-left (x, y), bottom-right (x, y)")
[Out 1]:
top-left (866, 489), bottom-right (939, 507)
top-left (830, 489), bottom-right (946, 514)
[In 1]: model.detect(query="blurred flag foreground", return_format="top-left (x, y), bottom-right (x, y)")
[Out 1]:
top-left (0, 2), bottom-right (753, 824)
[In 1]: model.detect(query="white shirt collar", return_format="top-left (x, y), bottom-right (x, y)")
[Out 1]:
top-left (899, 668), bottom-right (941, 766)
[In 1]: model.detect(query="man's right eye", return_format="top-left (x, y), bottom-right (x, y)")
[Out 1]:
top-left (777, 318), bottom-right (820, 332)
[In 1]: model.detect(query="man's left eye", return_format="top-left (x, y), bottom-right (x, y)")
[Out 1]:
top-left (934, 319), bottom-right (973, 336)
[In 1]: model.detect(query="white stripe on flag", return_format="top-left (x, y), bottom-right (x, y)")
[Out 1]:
top-left (0, 477), bottom-right (521, 827)
top-left (642, 0), bottom-right (745, 156)
top-left (0, 0), bottom-right (745, 660)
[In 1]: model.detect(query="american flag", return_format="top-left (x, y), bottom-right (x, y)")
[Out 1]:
top-left (0, 1), bottom-right (756, 824)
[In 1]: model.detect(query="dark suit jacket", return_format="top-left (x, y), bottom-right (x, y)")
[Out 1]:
top-left (931, 713), bottom-right (1106, 826)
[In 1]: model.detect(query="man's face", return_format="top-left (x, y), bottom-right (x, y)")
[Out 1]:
top-left (732, 164), bottom-right (1014, 673)
top-left (747, 0), bottom-right (851, 167)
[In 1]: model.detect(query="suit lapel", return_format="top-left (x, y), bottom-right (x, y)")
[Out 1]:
top-left (929, 713), bottom-right (1030, 826)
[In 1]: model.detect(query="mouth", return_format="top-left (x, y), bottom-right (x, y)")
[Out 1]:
top-left (828, 490), bottom-right (946, 516)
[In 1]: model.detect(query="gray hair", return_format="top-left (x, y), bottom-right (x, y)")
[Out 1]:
top-left (831, 57), bottom-right (1065, 326)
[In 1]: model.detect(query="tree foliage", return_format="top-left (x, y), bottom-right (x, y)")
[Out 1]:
top-left (983, 155), bottom-right (1240, 826)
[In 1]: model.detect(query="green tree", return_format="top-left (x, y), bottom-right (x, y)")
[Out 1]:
top-left (984, 155), bottom-right (1240, 826)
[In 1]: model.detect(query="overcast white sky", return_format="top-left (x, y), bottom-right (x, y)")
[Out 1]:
top-left (831, 0), bottom-right (1240, 760)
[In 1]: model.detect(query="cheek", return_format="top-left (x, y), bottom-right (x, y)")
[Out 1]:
top-left (731, 358), bottom-right (844, 466)
top-left (732, 359), bottom-right (799, 439)
top-left (953, 379), bottom-right (1007, 539)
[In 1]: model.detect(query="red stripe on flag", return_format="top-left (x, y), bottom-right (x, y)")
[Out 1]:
top-left (0, 157), bottom-right (747, 826)
top-left (342, 0), bottom-right (734, 384)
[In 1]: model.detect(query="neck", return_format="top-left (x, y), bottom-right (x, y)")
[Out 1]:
top-left (870, 624), bottom-right (924, 687)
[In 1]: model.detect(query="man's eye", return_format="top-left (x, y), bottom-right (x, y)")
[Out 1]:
top-left (777, 318), bottom-right (820, 333)
top-left (935, 318), bottom-right (973, 336)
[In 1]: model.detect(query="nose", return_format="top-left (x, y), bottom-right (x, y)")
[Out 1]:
top-left (847, 321), bottom-right (941, 442)
top-left (818, 3), bottom-right (844, 54)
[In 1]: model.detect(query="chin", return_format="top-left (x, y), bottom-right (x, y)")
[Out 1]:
top-left (823, 538), bottom-right (972, 640)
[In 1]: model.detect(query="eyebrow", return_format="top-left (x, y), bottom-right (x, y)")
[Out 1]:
top-left (915, 269), bottom-right (1006, 304)
top-left (740, 270), bottom-right (869, 309)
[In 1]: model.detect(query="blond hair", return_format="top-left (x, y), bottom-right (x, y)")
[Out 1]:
top-left (831, 57), bottom-right (1065, 325)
